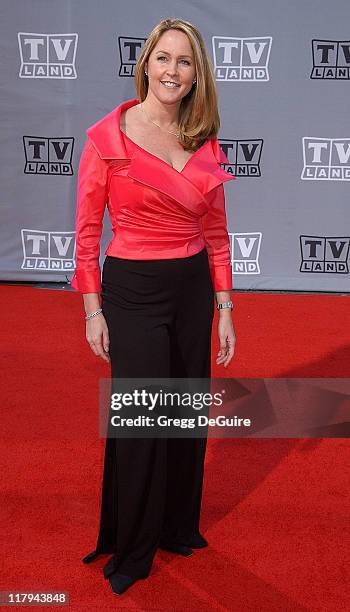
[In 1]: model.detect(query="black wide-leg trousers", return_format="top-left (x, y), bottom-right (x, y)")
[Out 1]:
top-left (92, 247), bottom-right (214, 579)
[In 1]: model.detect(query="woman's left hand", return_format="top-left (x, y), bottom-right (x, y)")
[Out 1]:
top-left (216, 311), bottom-right (236, 368)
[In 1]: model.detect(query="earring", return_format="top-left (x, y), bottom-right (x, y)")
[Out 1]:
top-left (193, 78), bottom-right (196, 84)
top-left (145, 70), bottom-right (148, 76)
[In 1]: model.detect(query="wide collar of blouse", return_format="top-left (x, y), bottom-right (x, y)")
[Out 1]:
top-left (86, 98), bottom-right (235, 216)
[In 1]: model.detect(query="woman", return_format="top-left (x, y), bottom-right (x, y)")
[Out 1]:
top-left (71, 17), bottom-right (236, 596)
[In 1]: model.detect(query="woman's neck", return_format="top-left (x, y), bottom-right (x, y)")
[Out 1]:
top-left (140, 93), bottom-right (180, 130)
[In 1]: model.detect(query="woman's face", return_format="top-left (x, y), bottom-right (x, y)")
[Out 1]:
top-left (145, 29), bottom-right (197, 103)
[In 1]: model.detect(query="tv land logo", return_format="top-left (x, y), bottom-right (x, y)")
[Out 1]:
top-left (118, 37), bottom-right (147, 76)
top-left (23, 137), bottom-right (74, 175)
top-left (301, 138), bottom-right (350, 181)
top-left (229, 232), bottom-right (262, 274)
top-left (300, 235), bottom-right (350, 274)
top-left (21, 229), bottom-right (76, 271)
top-left (212, 37), bottom-right (272, 81)
top-left (18, 33), bottom-right (78, 78)
top-left (310, 39), bottom-right (350, 79)
top-left (219, 139), bottom-right (263, 177)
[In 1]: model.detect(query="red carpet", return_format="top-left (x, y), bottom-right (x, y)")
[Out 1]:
top-left (2, 285), bottom-right (350, 610)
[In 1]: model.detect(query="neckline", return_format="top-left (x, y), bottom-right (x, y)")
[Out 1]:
top-left (118, 100), bottom-right (210, 175)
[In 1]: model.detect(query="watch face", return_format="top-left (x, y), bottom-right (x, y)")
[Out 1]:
top-left (217, 302), bottom-right (233, 309)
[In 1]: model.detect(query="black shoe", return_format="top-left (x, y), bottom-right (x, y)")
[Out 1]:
top-left (186, 533), bottom-right (208, 549)
top-left (82, 550), bottom-right (100, 564)
top-left (108, 572), bottom-right (138, 595)
top-left (103, 555), bottom-right (117, 579)
top-left (158, 541), bottom-right (193, 556)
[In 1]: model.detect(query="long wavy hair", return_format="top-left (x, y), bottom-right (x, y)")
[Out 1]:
top-left (134, 18), bottom-right (220, 152)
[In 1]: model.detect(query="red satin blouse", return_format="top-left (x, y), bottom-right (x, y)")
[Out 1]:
top-left (70, 98), bottom-right (236, 294)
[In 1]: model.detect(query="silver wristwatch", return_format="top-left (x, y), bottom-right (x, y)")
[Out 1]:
top-left (216, 301), bottom-right (234, 311)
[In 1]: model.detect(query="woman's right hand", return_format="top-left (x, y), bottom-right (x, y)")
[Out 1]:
top-left (86, 313), bottom-right (110, 363)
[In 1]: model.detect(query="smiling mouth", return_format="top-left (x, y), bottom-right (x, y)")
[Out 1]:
top-left (161, 81), bottom-right (181, 88)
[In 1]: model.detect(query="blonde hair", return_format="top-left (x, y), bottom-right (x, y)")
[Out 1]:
top-left (134, 18), bottom-right (220, 152)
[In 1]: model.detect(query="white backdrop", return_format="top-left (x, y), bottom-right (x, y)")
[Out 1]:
top-left (1, 0), bottom-right (349, 291)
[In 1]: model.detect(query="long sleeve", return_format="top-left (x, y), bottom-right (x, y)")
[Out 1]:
top-left (200, 182), bottom-right (233, 292)
top-left (70, 138), bottom-right (108, 293)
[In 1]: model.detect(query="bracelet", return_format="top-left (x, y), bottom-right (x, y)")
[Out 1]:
top-left (216, 301), bottom-right (234, 311)
top-left (85, 308), bottom-right (102, 321)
